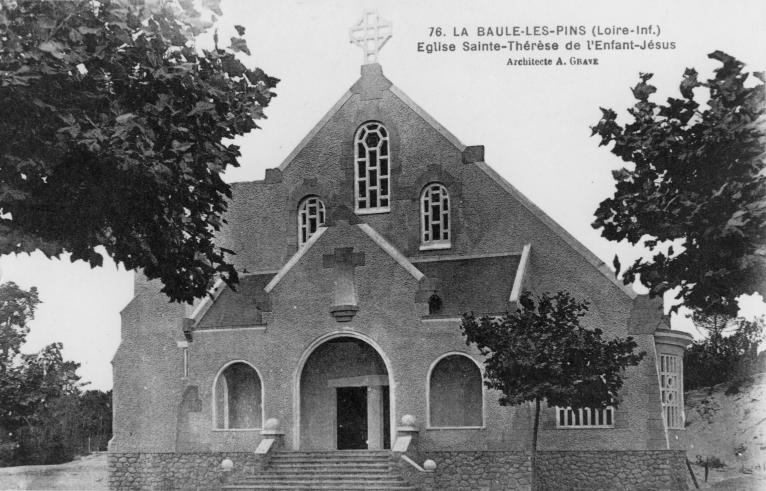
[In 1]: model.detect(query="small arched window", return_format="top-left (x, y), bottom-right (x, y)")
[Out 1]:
top-left (428, 354), bottom-right (483, 428)
top-left (420, 183), bottom-right (451, 249)
top-left (214, 362), bottom-right (262, 429)
top-left (354, 122), bottom-right (390, 213)
top-left (298, 196), bottom-right (325, 246)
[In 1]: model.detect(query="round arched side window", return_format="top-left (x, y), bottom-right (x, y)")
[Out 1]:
top-left (298, 196), bottom-right (325, 246)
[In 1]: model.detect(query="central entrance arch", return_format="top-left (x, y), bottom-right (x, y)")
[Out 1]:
top-left (294, 332), bottom-right (395, 450)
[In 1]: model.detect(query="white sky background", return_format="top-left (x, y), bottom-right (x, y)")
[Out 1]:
top-left (1, 0), bottom-right (765, 391)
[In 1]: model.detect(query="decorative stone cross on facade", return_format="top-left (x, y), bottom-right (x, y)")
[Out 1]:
top-left (349, 10), bottom-right (392, 65)
top-left (322, 247), bottom-right (365, 321)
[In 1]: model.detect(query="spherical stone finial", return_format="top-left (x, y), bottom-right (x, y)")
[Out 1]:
top-left (264, 418), bottom-right (280, 430)
top-left (220, 458), bottom-right (234, 472)
top-left (423, 459), bottom-right (437, 471)
top-left (401, 414), bottom-right (416, 426)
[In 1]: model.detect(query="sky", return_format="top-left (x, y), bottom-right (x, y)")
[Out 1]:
top-left (2, 0), bottom-right (765, 390)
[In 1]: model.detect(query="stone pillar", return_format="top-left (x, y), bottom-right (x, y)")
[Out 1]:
top-left (393, 414), bottom-right (421, 461)
top-left (367, 385), bottom-right (385, 449)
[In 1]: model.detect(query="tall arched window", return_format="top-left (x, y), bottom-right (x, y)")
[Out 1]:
top-left (298, 196), bottom-right (325, 246)
top-left (213, 362), bottom-right (263, 429)
top-left (354, 122), bottom-right (390, 213)
top-left (420, 183), bottom-right (451, 249)
top-left (428, 353), bottom-right (483, 428)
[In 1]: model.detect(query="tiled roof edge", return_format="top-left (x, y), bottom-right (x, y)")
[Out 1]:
top-left (264, 227), bottom-right (328, 293)
top-left (357, 223), bottom-right (424, 281)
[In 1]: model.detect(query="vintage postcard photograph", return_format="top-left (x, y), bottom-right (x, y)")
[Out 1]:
top-left (0, 0), bottom-right (764, 489)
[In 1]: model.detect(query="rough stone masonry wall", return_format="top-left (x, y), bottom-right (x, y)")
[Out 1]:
top-left (536, 450), bottom-right (689, 491)
top-left (422, 450), bottom-right (688, 490)
top-left (426, 451), bottom-right (531, 490)
top-left (108, 452), bottom-right (258, 490)
top-left (108, 450), bottom-right (689, 490)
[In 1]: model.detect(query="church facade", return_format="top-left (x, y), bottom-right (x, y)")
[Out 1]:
top-left (108, 13), bottom-right (693, 491)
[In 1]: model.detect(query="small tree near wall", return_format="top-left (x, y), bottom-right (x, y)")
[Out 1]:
top-left (461, 291), bottom-right (646, 490)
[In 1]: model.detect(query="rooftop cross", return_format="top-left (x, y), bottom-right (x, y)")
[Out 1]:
top-left (349, 10), bottom-right (392, 65)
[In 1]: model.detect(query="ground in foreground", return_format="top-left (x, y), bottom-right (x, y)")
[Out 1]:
top-left (0, 452), bottom-right (107, 490)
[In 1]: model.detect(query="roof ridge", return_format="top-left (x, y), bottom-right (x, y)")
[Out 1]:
top-left (474, 162), bottom-right (636, 299)
top-left (277, 90), bottom-right (353, 172)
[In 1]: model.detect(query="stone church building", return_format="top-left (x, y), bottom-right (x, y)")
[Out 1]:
top-left (108, 12), bottom-right (693, 491)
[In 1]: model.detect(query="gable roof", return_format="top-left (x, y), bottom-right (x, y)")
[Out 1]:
top-left (196, 273), bottom-right (275, 329)
top-left (264, 223), bottom-right (424, 295)
top-left (268, 63), bottom-right (636, 300)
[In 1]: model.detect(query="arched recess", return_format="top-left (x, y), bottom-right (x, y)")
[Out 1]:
top-left (212, 360), bottom-right (264, 430)
top-left (293, 331), bottom-right (396, 450)
top-left (427, 352), bottom-right (485, 428)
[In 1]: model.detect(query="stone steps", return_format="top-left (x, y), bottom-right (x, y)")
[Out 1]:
top-left (224, 486), bottom-right (417, 490)
top-left (224, 450), bottom-right (415, 491)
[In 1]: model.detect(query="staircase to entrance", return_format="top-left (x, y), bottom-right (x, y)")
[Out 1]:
top-left (223, 450), bottom-right (416, 491)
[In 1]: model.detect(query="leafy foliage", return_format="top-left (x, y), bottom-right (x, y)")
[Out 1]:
top-left (0, 0), bottom-right (278, 302)
top-left (461, 291), bottom-right (645, 488)
top-left (461, 291), bottom-right (645, 409)
top-left (0, 282), bottom-right (111, 465)
top-left (591, 51), bottom-right (765, 316)
top-left (684, 314), bottom-right (763, 391)
top-left (0, 281), bottom-right (39, 376)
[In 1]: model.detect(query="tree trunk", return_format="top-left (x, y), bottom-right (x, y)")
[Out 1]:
top-left (531, 398), bottom-right (541, 491)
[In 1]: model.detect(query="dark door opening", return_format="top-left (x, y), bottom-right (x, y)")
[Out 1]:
top-left (337, 387), bottom-right (368, 450)
top-left (383, 385), bottom-right (390, 449)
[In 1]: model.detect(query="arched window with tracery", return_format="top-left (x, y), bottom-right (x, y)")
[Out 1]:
top-left (298, 196), bottom-right (325, 246)
top-left (420, 183), bottom-right (451, 249)
top-left (213, 362), bottom-right (262, 429)
top-left (354, 122), bottom-right (390, 213)
top-left (428, 353), bottom-right (483, 428)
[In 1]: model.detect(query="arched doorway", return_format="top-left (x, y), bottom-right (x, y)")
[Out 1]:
top-left (296, 334), bottom-right (392, 450)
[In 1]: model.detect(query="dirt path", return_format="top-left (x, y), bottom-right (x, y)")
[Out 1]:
top-left (0, 453), bottom-right (107, 490)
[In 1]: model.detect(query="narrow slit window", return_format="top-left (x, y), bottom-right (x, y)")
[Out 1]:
top-left (420, 183), bottom-right (451, 249)
top-left (298, 196), bottom-right (325, 247)
top-left (354, 122), bottom-right (391, 212)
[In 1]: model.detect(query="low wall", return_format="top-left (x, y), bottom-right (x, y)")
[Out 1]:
top-left (426, 451), bottom-right (531, 490)
top-left (424, 450), bottom-right (688, 490)
top-left (108, 449), bottom-right (689, 490)
top-left (108, 452), bottom-right (258, 490)
top-left (536, 450), bottom-right (689, 491)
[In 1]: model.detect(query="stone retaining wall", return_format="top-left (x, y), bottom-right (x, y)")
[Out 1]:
top-left (108, 452), bottom-right (258, 490)
top-left (536, 450), bottom-right (689, 491)
top-left (426, 451), bottom-right (531, 490)
top-left (423, 450), bottom-right (688, 490)
top-left (108, 449), bottom-right (689, 490)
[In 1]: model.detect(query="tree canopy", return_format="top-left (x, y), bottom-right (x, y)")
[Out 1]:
top-left (461, 291), bottom-right (645, 488)
top-left (0, 0), bottom-right (278, 302)
top-left (591, 51), bottom-right (765, 316)
top-left (0, 281), bottom-right (39, 377)
top-left (684, 313), bottom-right (763, 391)
top-left (0, 281), bottom-right (111, 465)
top-left (461, 291), bottom-right (645, 410)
